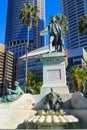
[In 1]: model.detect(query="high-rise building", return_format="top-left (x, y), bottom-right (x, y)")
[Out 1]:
top-left (5, 0), bottom-right (46, 58)
top-left (0, 44), bottom-right (14, 95)
top-left (67, 47), bottom-right (87, 70)
top-left (0, 44), bottom-right (5, 91)
top-left (62, 0), bottom-right (87, 51)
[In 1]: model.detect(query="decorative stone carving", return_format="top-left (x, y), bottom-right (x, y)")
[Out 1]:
top-left (71, 92), bottom-right (87, 109)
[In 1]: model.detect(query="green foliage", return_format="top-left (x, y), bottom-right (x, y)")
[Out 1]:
top-left (56, 14), bottom-right (68, 37)
top-left (79, 15), bottom-right (87, 35)
top-left (26, 71), bottom-right (42, 94)
top-left (68, 66), bottom-right (87, 92)
top-left (19, 1), bottom-right (40, 29)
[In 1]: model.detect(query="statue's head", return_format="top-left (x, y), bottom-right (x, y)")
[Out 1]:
top-left (51, 88), bottom-right (53, 92)
top-left (14, 81), bottom-right (19, 87)
top-left (51, 88), bottom-right (54, 96)
top-left (51, 16), bottom-right (56, 23)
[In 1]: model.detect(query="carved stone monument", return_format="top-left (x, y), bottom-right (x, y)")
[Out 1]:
top-left (40, 52), bottom-right (69, 94)
top-left (40, 16), bottom-right (69, 94)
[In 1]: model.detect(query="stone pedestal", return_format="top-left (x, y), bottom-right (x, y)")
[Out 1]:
top-left (40, 52), bottom-right (69, 94)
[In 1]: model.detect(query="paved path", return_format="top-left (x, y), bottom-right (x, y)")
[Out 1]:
top-left (0, 94), bottom-right (36, 129)
top-left (0, 109), bottom-right (36, 129)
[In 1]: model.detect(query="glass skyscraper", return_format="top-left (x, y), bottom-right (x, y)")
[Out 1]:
top-left (62, 0), bottom-right (87, 51)
top-left (5, 0), bottom-right (46, 58)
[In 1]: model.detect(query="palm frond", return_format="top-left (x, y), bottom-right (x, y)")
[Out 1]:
top-left (55, 14), bottom-right (68, 37)
top-left (19, 2), bottom-right (40, 28)
top-left (68, 66), bottom-right (87, 92)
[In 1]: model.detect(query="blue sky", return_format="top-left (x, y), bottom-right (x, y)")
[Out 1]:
top-left (0, 0), bottom-right (61, 44)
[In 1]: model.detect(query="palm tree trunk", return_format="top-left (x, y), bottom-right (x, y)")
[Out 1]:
top-left (25, 26), bottom-right (30, 92)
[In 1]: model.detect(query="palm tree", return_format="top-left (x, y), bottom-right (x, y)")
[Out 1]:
top-left (56, 14), bottom-right (68, 37)
top-left (79, 15), bottom-right (87, 34)
top-left (67, 67), bottom-right (78, 92)
top-left (68, 66), bottom-right (87, 92)
top-left (19, 2), bottom-right (39, 92)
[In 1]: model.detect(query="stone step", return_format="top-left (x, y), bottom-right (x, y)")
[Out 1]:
top-left (45, 116), bottom-right (52, 123)
top-left (53, 115), bottom-right (60, 123)
top-left (27, 115), bottom-right (79, 124)
top-left (38, 116), bottom-right (45, 123)
top-left (59, 115), bottom-right (67, 123)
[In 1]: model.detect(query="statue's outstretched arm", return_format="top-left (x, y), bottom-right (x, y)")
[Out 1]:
top-left (40, 26), bottom-right (48, 36)
top-left (8, 87), bottom-right (24, 94)
top-left (8, 88), bottom-right (18, 94)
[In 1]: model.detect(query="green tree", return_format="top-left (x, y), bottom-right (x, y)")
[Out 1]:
top-left (27, 71), bottom-right (42, 94)
top-left (56, 14), bottom-right (68, 37)
top-left (19, 2), bottom-right (39, 92)
top-left (68, 67), bottom-right (87, 92)
top-left (27, 71), bottom-right (36, 87)
top-left (79, 15), bottom-right (87, 34)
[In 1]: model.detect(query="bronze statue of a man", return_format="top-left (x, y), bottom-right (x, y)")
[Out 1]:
top-left (40, 16), bottom-right (63, 52)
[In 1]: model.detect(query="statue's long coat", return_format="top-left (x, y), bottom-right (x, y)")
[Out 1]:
top-left (48, 23), bottom-right (63, 46)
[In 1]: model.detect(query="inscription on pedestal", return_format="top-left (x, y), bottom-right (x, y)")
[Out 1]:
top-left (40, 53), bottom-right (69, 94)
top-left (47, 69), bottom-right (61, 81)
